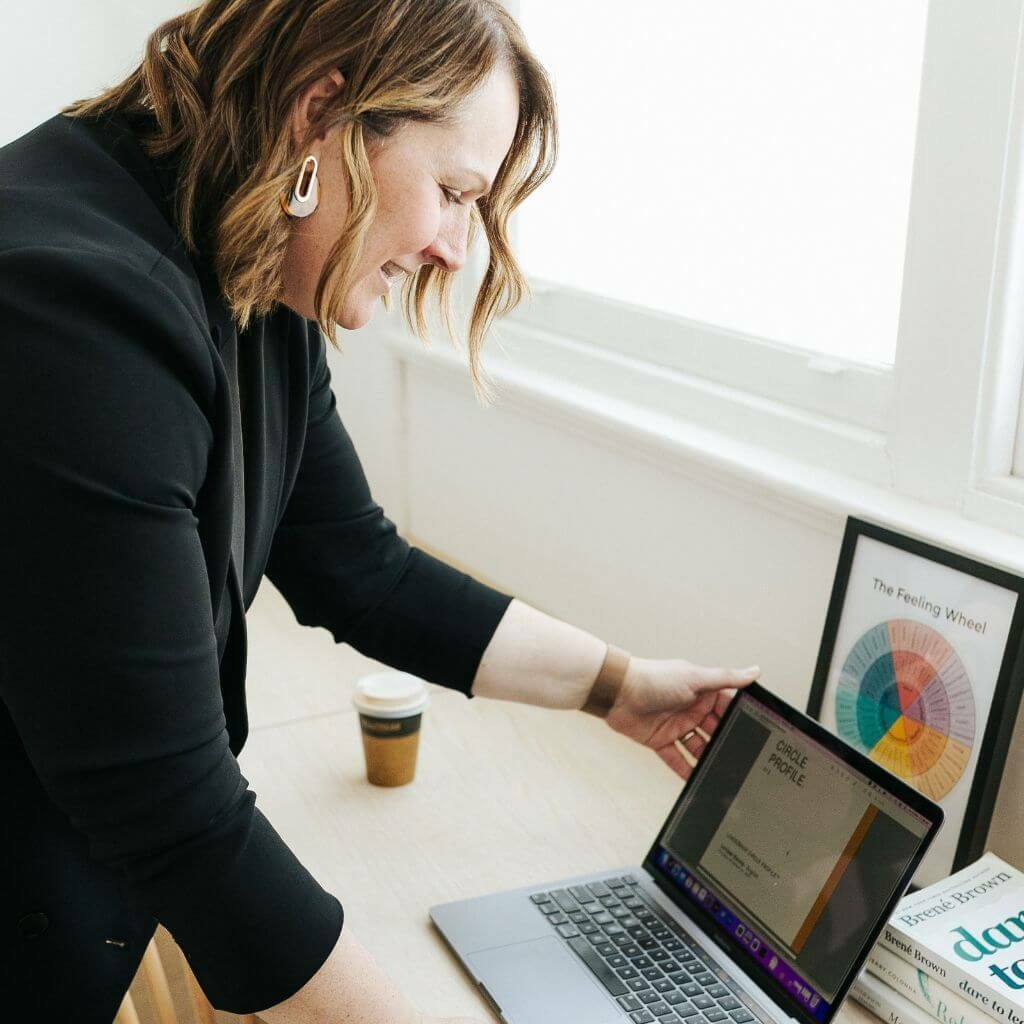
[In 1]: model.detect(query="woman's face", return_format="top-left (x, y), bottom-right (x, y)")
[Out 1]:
top-left (279, 64), bottom-right (520, 329)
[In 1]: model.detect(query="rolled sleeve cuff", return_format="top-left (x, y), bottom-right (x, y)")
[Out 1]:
top-left (346, 547), bottom-right (515, 699)
top-left (142, 807), bottom-right (344, 1015)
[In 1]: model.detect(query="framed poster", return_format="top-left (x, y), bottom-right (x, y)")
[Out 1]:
top-left (807, 516), bottom-right (1024, 888)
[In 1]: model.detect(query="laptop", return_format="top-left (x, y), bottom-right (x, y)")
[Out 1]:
top-left (429, 680), bottom-right (943, 1024)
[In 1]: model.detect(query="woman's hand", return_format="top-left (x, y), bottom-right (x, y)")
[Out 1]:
top-left (604, 657), bottom-right (760, 779)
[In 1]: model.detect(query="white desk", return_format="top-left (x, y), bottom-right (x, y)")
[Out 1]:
top-left (233, 584), bottom-right (876, 1024)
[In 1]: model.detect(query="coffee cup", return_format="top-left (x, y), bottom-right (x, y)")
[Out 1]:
top-left (352, 671), bottom-right (430, 787)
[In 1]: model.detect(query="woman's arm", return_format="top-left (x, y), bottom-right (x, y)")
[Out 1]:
top-left (255, 927), bottom-right (424, 1024)
top-left (265, 324), bottom-right (514, 700)
top-left (469, 598), bottom-right (760, 762)
top-left (257, 927), bottom-right (491, 1024)
top-left (469, 599), bottom-right (608, 711)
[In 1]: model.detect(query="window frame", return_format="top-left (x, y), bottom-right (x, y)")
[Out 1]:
top-left (454, 1), bottom-right (1024, 533)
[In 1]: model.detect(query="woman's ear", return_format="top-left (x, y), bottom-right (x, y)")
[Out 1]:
top-left (291, 68), bottom-right (346, 148)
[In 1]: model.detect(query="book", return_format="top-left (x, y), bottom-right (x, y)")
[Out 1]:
top-left (865, 944), bottom-right (993, 1024)
top-left (851, 966), bottom-right (937, 1024)
top-left (875, 852), bottom-right (1024, 1024)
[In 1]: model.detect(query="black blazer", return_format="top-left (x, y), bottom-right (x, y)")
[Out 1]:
top-left (0, 111), bottom-right (513, 1012)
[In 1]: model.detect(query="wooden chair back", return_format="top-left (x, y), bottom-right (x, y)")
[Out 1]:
top-left (112, 925), bottom-right (259, 1024)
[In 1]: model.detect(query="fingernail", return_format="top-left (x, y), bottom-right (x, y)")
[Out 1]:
top-left (743, 666), bottom-right (760, 676)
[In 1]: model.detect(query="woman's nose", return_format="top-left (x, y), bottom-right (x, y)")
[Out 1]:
top-left (422, 218), bottom-right (469, 273)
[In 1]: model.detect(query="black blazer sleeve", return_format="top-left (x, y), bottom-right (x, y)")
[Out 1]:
top-left (265, 324), bottom-right (514, 696)
top-left (0, 247), bottom-right (342, 1014)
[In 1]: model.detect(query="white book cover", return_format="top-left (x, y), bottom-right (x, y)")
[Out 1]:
top-left (867, 945), bottom-right (994, 1024)
top-left (852, 966), bottom-right (946, 1024)
top-left (877, 852), bottom-right (1024, 1024)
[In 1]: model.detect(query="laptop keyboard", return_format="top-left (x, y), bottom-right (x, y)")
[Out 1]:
top-left (529, 875), bottom-right (768, 1024)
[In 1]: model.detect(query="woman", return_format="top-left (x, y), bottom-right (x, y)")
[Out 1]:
top-left (0, 1), bottom-right (760, 1021)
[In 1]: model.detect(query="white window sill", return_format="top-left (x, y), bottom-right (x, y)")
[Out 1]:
top-left (381, 323), bottom-right (1024, 576)
top-left (473, 306), bottom-right (896, 488)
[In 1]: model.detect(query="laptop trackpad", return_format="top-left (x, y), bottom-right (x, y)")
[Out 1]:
top-left (466, 935), bottom-right (620, 1024)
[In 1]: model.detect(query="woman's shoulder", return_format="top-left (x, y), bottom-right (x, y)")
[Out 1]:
top-left (0, 111), bottom-right (200, 312)
top-left (0, 113), bottom-right (218, 367)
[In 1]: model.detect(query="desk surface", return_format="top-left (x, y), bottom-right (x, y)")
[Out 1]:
top-left (240, 582), bottom-right (877, 1023)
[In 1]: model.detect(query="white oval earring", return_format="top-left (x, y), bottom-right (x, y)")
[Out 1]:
top-left (279, 154), bottom-right (320, 218)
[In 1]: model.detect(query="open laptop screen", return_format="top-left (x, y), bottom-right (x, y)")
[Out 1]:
top-left (646, 685), bottom-right (937, 1024)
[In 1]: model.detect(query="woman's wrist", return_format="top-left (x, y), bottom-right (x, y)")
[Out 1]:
top-left (580, 644), bottom-right (632, 718)
top-left (470, 599), bottom-right (607, 710)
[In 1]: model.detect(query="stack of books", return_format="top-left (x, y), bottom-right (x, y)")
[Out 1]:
top-left (851, 852), bottom-right (1024, 1024)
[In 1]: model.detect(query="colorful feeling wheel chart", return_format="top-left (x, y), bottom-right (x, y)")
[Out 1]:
top-left (835, 619), bottom-right (976, 801)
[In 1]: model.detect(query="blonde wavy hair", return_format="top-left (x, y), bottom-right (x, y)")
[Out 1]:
top-left (62, 0), bottom-right (557, 403)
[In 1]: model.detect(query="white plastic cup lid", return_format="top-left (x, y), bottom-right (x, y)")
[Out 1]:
top-left (352, 671), bottom-right (430, 719)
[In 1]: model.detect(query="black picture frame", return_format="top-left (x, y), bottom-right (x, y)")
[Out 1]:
top-left (806, 516), bottom-right (1024, 886)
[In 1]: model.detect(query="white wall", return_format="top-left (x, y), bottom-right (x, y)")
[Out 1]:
top-left (1, 1), bottom-right (187, 145)
top-left (329, 311), bottom-right (1024, 872)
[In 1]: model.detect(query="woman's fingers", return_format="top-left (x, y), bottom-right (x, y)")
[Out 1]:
top-left (694, 713), bottom-right (718, 742)
top-left (701, 685), bottom-right (747, 728)
top-left (688, 690), bottom-right (738, 740)
top-left (667, 738), bottom-right (698, 779)
top-left (695, 682), bottom-right (752, 740)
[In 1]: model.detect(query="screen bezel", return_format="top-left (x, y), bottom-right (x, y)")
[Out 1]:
top-left (641, 680), bottom-right (944, 1024)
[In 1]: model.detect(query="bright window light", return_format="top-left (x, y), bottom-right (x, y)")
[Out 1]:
top-left (516, 1), bottom-right (929, 366)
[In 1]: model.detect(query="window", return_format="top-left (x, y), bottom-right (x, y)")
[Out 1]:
top-left (479, 1), bottom-right (1024, 532)
top-left (515, 0), bottom-right (929, 366)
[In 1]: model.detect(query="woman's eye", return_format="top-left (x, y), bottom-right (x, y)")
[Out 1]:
top-left (440, 185), bottom-right (464, 206)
